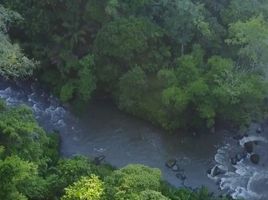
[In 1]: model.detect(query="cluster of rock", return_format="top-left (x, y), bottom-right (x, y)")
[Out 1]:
top-left (165, 159), bottom-right (186, 182)
top-left (232, 126), bottom-right (264, 165)
top-left (208, 126), bottom-right (264, 178)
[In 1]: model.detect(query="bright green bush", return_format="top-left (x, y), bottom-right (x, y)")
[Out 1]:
top-left (61, 175), bottom-right (104, 200)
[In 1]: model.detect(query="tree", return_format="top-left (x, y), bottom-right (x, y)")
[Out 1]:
top-left (53, 156), bottom-right (93, 189)
top-left (139, 190), bottom-right (170, 200)
top-left (161, 86), bottom-right (188, 129)
top-left (59, 54), bottom-right (96, 103)
top-left (61, 175), bottom-right (104, 200)
top-left (157, 69), bottom-right (177, 89)
top-left (0, 104), bottom-right (50, 165)
top-left (207, 56), bottom-right (267, 127)
top-left (156, 0), bottom-right (212, 55)
top-left (0, 5), bottom-right (36, 78)
top-left (0, 156), bottom-right (37, 200)
top-left (105, 0), bottom-right (152, 18)
top-left (226, 15), bottom-right (268, 68)
top-left (118, 66), bottom-right (147, 112)
top-left (94, 17), bottom-right (164, 62)
top-left (105, 164), bottom-right (162, 200)
top-left (175, 54), bottom-right (200, 85)
top-left (93, 16), bottom-right (169, 91)
top-left (222, 0), bottom-right (268, 24)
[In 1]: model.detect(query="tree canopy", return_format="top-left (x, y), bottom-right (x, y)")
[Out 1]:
top-left (1, 0), bottom-right (268, 132)
top-left (0, 5), bottom-right (36, 78)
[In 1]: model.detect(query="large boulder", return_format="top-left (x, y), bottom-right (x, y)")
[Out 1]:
top-left (244, 141), bottom-right (254, 153)
top-left (165, 159), bottom-right (176, 168)
top-left (250, 154), bottom-right (260, 164)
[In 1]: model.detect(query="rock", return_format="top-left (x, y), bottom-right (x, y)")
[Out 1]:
top-left (94, 155), bottom-right (105, 165)
top-left (233, 134), bottom-right (243, 140)
top-left (172, 164), bottom-right (181, 172)
top-left (236, 152), bottom-right (247, 161)
top-left (231, 157), bottom-right (237, 165)
top-left (250, 154), bottom-right (260, 164)
top-left (210, 166), bottom-right (226, 177)
top-left (176, 172), bottom-right (187, 181)
top-left (256, 127), bottom-right (262, 134)
top-left (243, 133), bottom-right (249, 137)
top-left (244, 141), bottom-right (254, 153)
top-left (165, 159), bottom-right (176, 168)
top-left (230, 152), bottom-right (246, 165)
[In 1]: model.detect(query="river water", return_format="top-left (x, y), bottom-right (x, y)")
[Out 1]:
top-left (0, 79), bottom-right (267, 200)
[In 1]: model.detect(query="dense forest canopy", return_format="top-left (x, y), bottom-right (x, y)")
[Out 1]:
top-left (0, 5), bottom-right (36, 78)
top-left (1, 1), bottom-right (268, 199)
top-left (1, 0), bottom-right (268, 133)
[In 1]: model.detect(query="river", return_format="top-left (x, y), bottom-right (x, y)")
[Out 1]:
top-left (0, 79), bottom-right (267, 200)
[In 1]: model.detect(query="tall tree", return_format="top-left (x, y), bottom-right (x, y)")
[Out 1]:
top-left (226, 15), bottom-right (268, 69)
top-left (0, 5), bottom-right (36, 78)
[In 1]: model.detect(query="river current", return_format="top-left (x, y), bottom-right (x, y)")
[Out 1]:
top-left (0, 79), bottom-right (267, 200)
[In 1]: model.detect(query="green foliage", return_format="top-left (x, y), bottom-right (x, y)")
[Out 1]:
top-left (162, 87), bottom-right (188, 113)
top-left (0, 5), bottom-right (36, 78)
top-left (157, 69), bottom-right (177, 88)
top-left (77, 55), bottom-right (97, 101)
top-left (222, 0), bottom-right (268, 24)
top-left (0, 103), bottom-right (55, 199)
top-left (54, 156), bottom-right (93, 186)
top-left (1, 1), bottom-right (263, 198)
top-left (61, 175), bottom-right (104, 200)
top-left (156, 0), bottom-right (212, 54)
top-left (105, 0), bottom-right (152, 17)
top-left (0, 104), bottom-right (49, 165)
top-left (2, 0), bottom-right (268, 134)
top-left (118, 66), bottom-right (147, 112)
top-left (175, 54), bottom-right (200, 85)
top-left (226, 15), bottom-right (268, 67)
top-left (139, 190), bottom-right (171, 200)
top-left (59, 54), bottom-right (96, 103)
top-left (105, 164), bottom-right (162, 199)
top-left (0, 156), bottom-right (37, 200)
top-left (94, 17), bottom-right (151, 60)
top-left (94, 16), bottom-right (168, 75)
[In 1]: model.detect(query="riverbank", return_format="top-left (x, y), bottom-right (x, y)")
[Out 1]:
top-left (1, 79), bottom-right (268, 199)
top-left (0, 79), bottom-right (234, 200)
top-left (0, 79), bottom-right (223, 190)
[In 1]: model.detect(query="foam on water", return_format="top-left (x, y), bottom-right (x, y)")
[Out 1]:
top-left (240, 136), bottom-right (268, 146)
top-left (0, 80), bottom-right (69, 132)
top-left (209, 124), bottom-right (268, 200)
